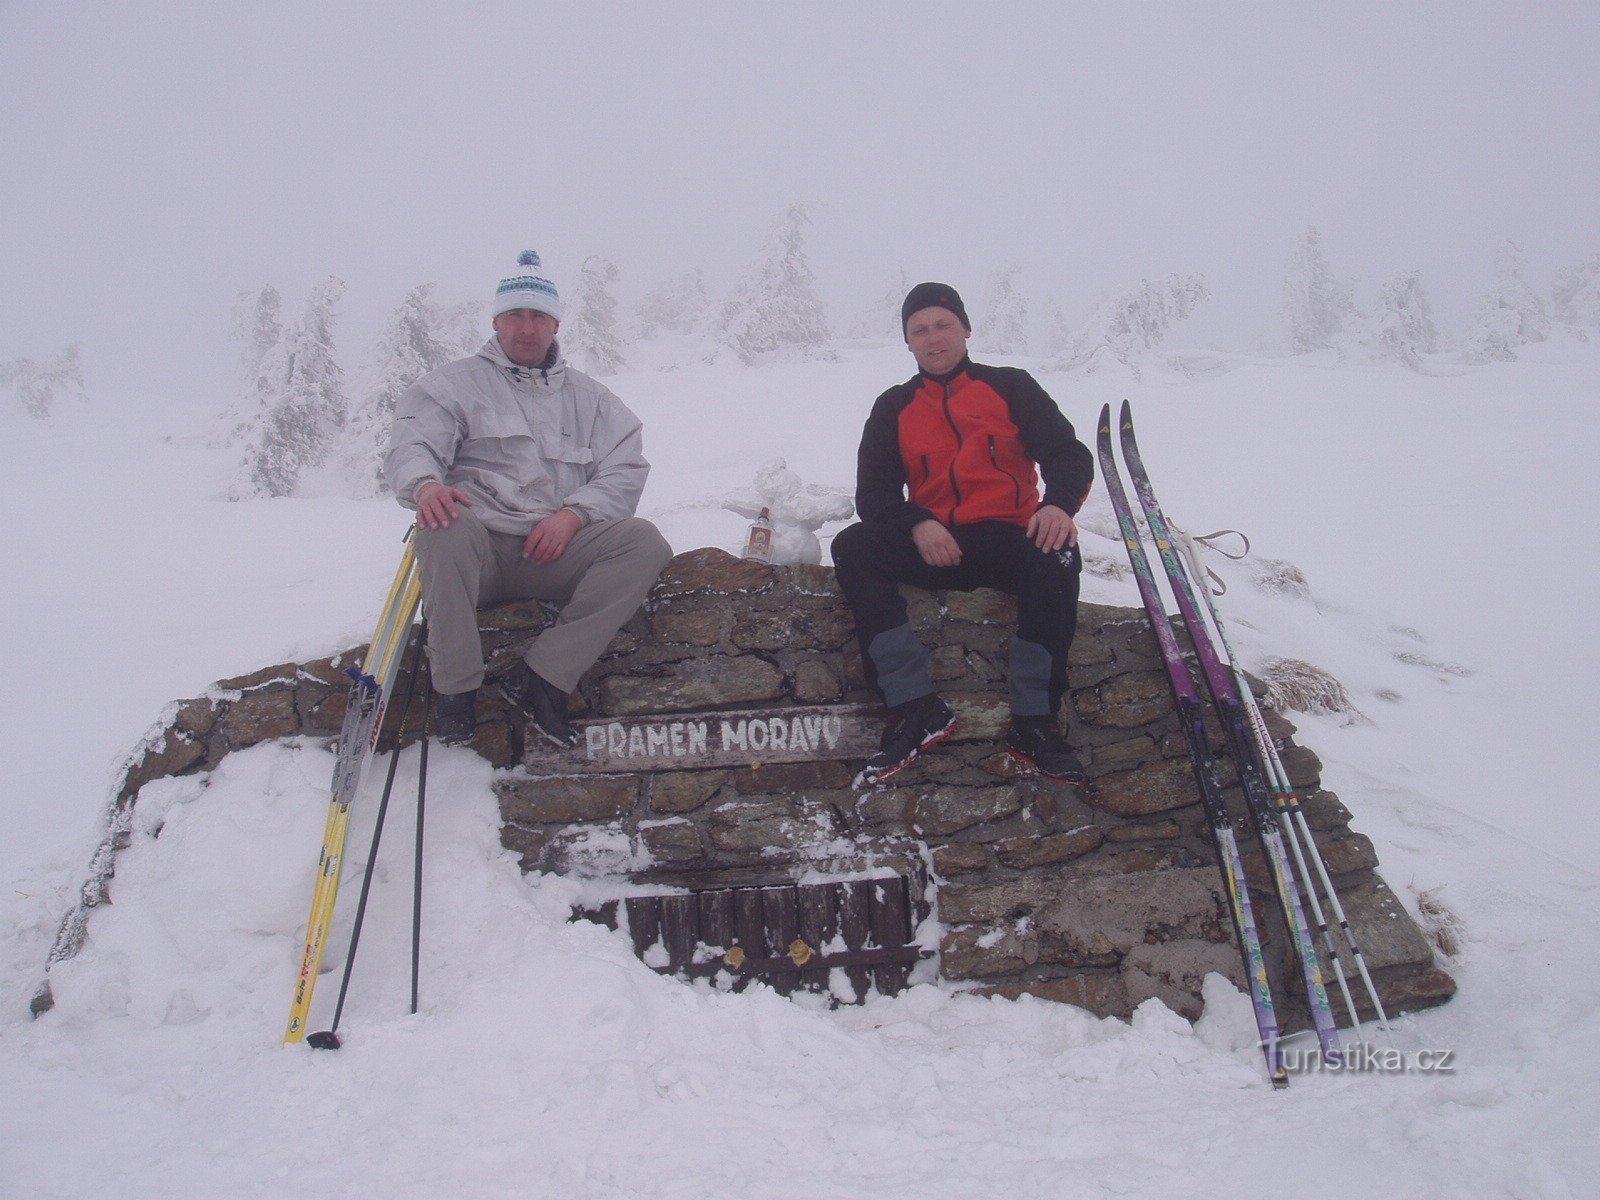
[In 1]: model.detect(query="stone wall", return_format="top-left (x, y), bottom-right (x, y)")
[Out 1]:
top-left (47, 547), bottom-right (1456, 1026)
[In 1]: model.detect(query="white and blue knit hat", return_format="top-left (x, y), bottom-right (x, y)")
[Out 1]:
top-left (492, 250), bottom-right (563, 320)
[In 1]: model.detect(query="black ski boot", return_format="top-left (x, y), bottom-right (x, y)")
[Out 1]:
top-left (854, 694), bottom-right (957, 788)
top-left (501, 661), bottom-right (579, 749)
top-left (434, 689), bottom-right (477, 747)
top-left (1005, 716), bottom-right (1086, 783)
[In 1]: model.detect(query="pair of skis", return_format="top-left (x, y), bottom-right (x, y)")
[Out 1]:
top-left (1098, 402), bottom-right (1388, 1088)
top-left (283, 532), bottom-right (423, 1045)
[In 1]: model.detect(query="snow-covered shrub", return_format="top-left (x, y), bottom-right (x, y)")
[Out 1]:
top-left (0, 343), bottom-right (84, 419)
top-left (1463, 240), bottom-right (1549, 364)
top-left (1413, 885), bottom-right (1466, 958)
top-left (1049, 274), bottom-right (1209, 375)
top-left (981, 264), bottom-right (1030, 354)
top-left (1369, 270), bottom-right (1439, 370)
top-left (1552, 252), bottom-right (1600, 339)
top-left (1249, 555), bottom-right (1313, 602)
top-left (1262, 657), bottom-right (1359, 718)
top-left (1462, 300), bottom-right (1522, 363)
top-left (713, 204), bottom-right (833, 365)
top-left (634, 268), bottom-right (711, 340)
top-left (843, 270), bottom-right (910, 342)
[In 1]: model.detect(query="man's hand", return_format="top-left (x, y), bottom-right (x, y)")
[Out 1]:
top-left (416, 482), bottom-right (474, 529)
top-left (912, 519), bottom-right (962, 567)
top-left (1027, 504), bottom-right (1078, 554)
top-left (523, 508), bottom-right (583, 564)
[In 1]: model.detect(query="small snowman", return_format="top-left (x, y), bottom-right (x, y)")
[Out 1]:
top-left (722, 459), bottom-right (855, 565)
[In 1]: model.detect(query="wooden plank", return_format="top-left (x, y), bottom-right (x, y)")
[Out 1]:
top-left (624, 896), bottom-right (661, 962)
top-left (797, 882), bottom-right (840, 996)
top-left (521, 703), bottom-right (883, 774)
top-left (732, 887), bottom-right (766, 993)
top-left (659, 894), bottom-right (698, 973)
top-left (870, 877), bottom-right (914, 997)
top-left (838, 880), bottom-right (876, 1001)
top-left (698, 888), bottom-right (734, 959)
top-left (762, 887), bottom-right (800, 997)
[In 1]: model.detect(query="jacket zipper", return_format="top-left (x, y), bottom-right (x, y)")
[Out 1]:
top-left (940, 382), bottom-right (964, 522)
top-left (989, 435), bottom-right (1024, 508)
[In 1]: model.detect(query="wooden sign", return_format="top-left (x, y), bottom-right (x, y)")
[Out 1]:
top-left (525, 703), bottom-right (883, 774)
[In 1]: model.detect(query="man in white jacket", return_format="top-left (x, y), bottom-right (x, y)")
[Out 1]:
top-left (386, 250), bottom-right (672, 747)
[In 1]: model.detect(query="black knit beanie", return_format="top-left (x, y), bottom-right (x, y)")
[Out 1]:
top-left (901, 282), bottom-right (971, 339)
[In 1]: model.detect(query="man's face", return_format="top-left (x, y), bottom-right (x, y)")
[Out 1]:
top-left (906, 306), bottom-right (970, 376)
top-left (493, 308), bottom-right (560, 367)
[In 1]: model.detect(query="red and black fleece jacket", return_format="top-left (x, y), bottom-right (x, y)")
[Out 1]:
top-left (854, 358), bottom-right (1094, 531)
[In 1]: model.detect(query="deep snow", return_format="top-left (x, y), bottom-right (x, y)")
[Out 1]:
top-left (2, 340), bottom-right (1597, 1198)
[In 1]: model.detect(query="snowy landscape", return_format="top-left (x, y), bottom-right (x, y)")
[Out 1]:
top-left (5, 5), bottom-right (1599, 1198)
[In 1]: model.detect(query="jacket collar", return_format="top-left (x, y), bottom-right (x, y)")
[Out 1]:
top-left (480, 336), bottom-right (565, 385)
top-left (919, 355), bottom-right (973, 388)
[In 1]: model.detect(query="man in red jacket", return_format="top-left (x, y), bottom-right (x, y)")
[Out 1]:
top-left (833, 282), bottom-right (1094, 786)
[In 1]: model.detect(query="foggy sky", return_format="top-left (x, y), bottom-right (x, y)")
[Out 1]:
top-left (3, 1), bottom-right (1597, 393)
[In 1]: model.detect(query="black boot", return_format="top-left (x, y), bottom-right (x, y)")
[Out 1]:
top-left (1005, 715), bottom-right (1086, 783)
top-left (434, 689), bottom-right (477, 747)
top-left (854, 694), bottom-right (957, 788)
top-left (501, 661), bottom-right (579, 749)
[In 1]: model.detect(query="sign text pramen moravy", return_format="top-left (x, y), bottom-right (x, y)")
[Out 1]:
top-left (525, 704), bottom-right (883, 774)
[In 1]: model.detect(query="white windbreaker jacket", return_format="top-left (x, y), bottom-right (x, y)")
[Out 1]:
top-left (385, 338), bottom-right (649, 534)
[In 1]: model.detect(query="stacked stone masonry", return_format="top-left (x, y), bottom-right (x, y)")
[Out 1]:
top-left (103, 547), bottom-right (1455, 1028)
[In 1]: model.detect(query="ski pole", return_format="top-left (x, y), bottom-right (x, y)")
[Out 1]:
top-left (1117, 402), bottom-right (1342, 1065)
top-left (1096, 404), bottom-right (1288, 1088)
top-left (307, 621), bottom-right (426, 1051)
top-left (1172, 525), bottom-right (1394, 1045)
top-left (411, 639), bottom-right (431, 1016)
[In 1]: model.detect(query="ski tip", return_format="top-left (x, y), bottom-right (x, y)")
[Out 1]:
top-left (1097, 402), bottom-right (1112, 433)
top-left (306, 1030), bottom-right (343, 1051)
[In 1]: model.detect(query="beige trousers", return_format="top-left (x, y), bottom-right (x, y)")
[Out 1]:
top-left (414, 511), bottom-right (672, 695)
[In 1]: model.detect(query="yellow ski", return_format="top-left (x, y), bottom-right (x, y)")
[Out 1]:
top-left (284, 534), bottom-right (422, 1044)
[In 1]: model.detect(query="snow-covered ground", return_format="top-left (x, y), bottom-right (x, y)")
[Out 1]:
top-left (3, 341), bottom-right (1597, 1198)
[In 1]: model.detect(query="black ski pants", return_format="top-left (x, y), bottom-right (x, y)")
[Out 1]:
top-left (830, 519), bottom-right (1081, 716)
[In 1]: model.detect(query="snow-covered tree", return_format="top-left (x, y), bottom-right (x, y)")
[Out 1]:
top-left (562, 256), bottom-right (628, 375)
top-left (713, 204), bottom-right (833, 365)
top-left (220, 285), bottom-right (288, 445)
top-left (340, 284), bottom-right (461, 496)
top-left (1049, 274), bottom-right (1209, 375)
top-left (1462, 300), bottom-right (1523, 364)
top-left (0, 343), bottom-right (84, 419)
top-left (1282, 227), bottom-right (1358, 354)
top-left (1552, 252), bottom-right (1600, 338)
top-left (233, 285), bottom-right (283, 383)
top-left (233, 277), bottom-right (347, 498)
top-left (843, 269), bottom-right (910, 342)
top-left (1369, 270), bottom-right (1439, 370)
top-left (981, 265), bottom-right (1030, 354)
top-left (1464, 240), bottom-right (1550, 363)
top-left (439, 299), bottom-right (484, 357)
top-left (634, 268), bottom-right (711, 339)
top-left (1490, 240), bottom-right (1550, 342)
